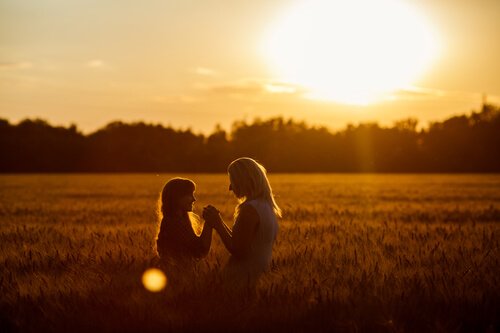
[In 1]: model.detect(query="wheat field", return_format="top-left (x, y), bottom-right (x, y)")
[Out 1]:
top-left (0, 174), bottom-right (499, 332)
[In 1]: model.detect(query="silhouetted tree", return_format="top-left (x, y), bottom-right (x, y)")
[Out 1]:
top-left (419, 103), bottom-right (500, 172)
top-left (1, 104), bottom-right (499, 172)
top-left (203, 124), bottom-right (232, 172)
top-left (83, 121), bottom-right (204, 172)
top-left (0, 119), bottom-right (84, 172)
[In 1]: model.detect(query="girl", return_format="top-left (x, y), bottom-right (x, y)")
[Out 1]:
top-left (156, 177), bottom-right (212, 262)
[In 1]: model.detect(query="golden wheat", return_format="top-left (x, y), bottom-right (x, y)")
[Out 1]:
top-left (0, 174), bottom-right (499, 332)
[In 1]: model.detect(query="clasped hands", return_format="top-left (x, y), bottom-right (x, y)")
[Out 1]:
top-left (202, 205), bottom-right (222, 228)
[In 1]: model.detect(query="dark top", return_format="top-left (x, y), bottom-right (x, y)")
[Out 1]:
top-left (157, 215), bottom-right (209, 260)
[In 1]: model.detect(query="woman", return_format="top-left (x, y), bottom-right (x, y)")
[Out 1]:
top-left (203, 157), bottom-right (281, 288)
top-left (156, 177), bottom-right (212, 263)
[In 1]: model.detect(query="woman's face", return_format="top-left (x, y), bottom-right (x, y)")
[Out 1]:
top-left (229, 179), bottom-right (243, 198)
top-left (177, 192), bottom-right (196, 212)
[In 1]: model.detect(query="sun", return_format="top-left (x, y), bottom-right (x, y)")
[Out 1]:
top-left (262, 0), bottom-right (439, 105)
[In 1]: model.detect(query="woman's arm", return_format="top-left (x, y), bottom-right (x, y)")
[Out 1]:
top-left (231, 204), bottom-right (260, 258)
top-left (204, 204), bottom-right (259, 258)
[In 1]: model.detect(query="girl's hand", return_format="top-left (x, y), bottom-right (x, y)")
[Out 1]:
top-left (202, 205), bottom-right (222, 226)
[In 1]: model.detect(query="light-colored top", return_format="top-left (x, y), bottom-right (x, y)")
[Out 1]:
top-left (229, 198), bottom-right (279, 276)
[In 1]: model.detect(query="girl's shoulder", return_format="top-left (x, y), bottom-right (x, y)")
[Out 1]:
top-left (187, 212), bottom-right (202, 223)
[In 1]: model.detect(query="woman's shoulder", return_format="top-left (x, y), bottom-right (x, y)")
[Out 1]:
top-left (241, 199), bottom-right (265, 213)
top-left (240, 200), bottom-right (259, 212)
top-left (244, 199), bottom-right (277, 223)
top-left (244, 198), bottom-right (272, 211)
top-left (240, 200), bottom-right (268, 222)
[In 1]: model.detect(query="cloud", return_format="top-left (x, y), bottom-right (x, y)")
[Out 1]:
top-left (388, 86), bottom-right (446, 100)
top-left (191, 67), bottom-right (218, 76)
top-left (150, 79), bottom-right (304, 106)
top-left (86, 59), bottom-right (106, 68)
top-left (208, 80), bottom-right (263, 95)
top-left (263, 82), bottom-right (300, 94)
top-left (486, 95), bottom-right (500, 104)
top-left (384, 86), bottom-right (500, 107)
top-left (152, 95), bottom-right (198, 104)
top-left (0, 61), bottom-right (33, 70)
top-left (201, 79), bottom-right (303, 99)
top-left (388, 86), bottom-right (495, 102)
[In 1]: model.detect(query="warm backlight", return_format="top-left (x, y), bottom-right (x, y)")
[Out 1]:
top-left (263, 0), bottom-right (439, 105)
top-left (142, 268), bottom-right (167, 292)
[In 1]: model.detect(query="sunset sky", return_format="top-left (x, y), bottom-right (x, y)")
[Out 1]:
top-left (1, 0), bottom-right (500, 134)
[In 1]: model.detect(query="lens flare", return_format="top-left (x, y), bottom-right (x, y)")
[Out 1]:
top-left (142, 268), bottom-right (167, 292)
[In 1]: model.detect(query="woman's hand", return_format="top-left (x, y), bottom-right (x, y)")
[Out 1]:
top-left (202, 205), bottom-right (222, 227)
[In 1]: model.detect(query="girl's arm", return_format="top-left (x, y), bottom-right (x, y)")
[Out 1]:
top-left (163, 216), bottom-right (212, 259)
top-left (197, 222), bottom-right (213, 257)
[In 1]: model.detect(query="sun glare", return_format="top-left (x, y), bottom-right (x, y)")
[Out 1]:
top-left (262, 0), bottom-right (439, 105)
top-left (142, 268), bottom-right (167, 292)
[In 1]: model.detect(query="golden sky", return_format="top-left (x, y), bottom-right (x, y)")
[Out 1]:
top-left (1, 0), bottom-right (500, 133)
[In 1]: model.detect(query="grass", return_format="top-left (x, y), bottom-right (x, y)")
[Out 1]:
top-left (0, 174), bottom-right (499, 332)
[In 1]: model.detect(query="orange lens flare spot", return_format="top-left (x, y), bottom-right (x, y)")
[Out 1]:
top-left (142, 268), bottom-right (167, 292)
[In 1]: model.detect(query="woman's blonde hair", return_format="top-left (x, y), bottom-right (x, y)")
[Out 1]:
top-left (227, 157), bottom-right (281, 218)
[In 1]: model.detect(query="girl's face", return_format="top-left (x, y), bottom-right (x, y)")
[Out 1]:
top-left (177, 192), bottom-right (196, 213)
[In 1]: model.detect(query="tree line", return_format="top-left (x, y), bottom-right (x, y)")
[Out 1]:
top-left (1, 103), bottom-right (499, 172)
